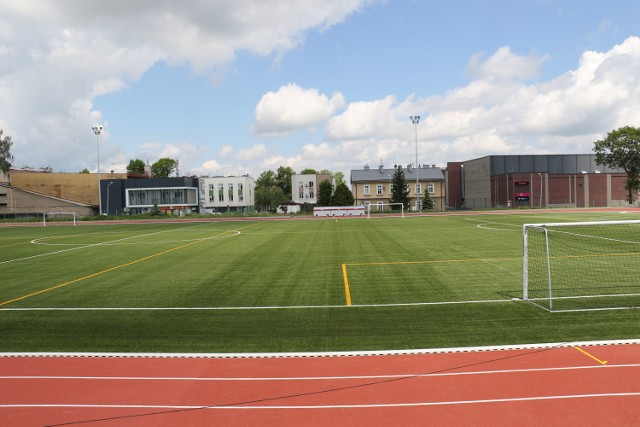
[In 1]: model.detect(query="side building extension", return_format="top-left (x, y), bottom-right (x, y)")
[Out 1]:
top-left (447, 154), bottom-right (636, 209)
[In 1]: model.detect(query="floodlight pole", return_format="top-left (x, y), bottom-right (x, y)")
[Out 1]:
top-left (410, 115), bottom-right (420, 211)
top-left (538, 173), bottom-right (543, 208)
top-left (92, 125), bottom-right (103, 215)
top-left (106, 181), bottom-right (114, 215)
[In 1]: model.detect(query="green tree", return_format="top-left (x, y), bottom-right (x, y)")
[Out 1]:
top-left (333, 171), bottom-right (345, 187)
top-left (127, 159), bottom-right (146, 174)
top-left (79, 168), bottom-right (90, 174)
top-left (0, 129), bottom-right (14, 177)
top-left (594, 126), bottom-right (640, 204)
top-left (151, 158), bottom-right (178, 178)
top-left (300, 168), bottom-right (317, 174)
top-left (317, 179), bottom-right (333, 206)
top-left (330, 182), bottom-right (354, 206)
top-left (389, 165), bottom-right (410, 210)
top-left (275, 166), bottom-right (295, 197)
top-left (255, 186), bottom-right (287, 213)
top-left (422, 190), bottom-right (434, 210)
top-left (255, 170), bottom-right (276, 189)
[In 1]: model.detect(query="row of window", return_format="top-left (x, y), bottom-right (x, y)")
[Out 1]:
top-left (362, 183), bottom-right (434, 195)
top-left (208, 183), bottom-right (244, 203)
top-left (298, 181), bottom-right (315, 199)
top-left (128, 188), bottom-right (197, 206)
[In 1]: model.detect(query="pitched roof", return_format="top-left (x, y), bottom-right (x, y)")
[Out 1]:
top-left (350, 166), bottom-right (444, 183)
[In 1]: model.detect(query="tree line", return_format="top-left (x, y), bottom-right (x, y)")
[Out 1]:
top-left (2, 126), bottom-right (640, 206)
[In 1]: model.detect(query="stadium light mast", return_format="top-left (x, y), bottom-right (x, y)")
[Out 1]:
top-left (410, 115), bottom-right (420, 211)
top-left (92, 125), bottom-right (103, 215)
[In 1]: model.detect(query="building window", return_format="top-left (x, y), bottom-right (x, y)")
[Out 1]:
top-left (363, 185), bottom-right (370, 195)
top-left (238, 183), bottom-right (244, 202)
top-left (218, 183), bottom-right (224, 202)
top-left (228, 183), bottom-right (234, 202)
top-left (415, 184), bottom-right (421, 196)
top-left (377, 201), bottom-right (384, 211)
top-left (298, 181), bottom-right (304, 199)
top-left (308, 181), bottom-right (314, 199)
top-left (377, 184), bottom-right (383, 195)
top-left (428, 183), bottom-right (435, 194)
top-left (208, 184), bottom-right (214, 202)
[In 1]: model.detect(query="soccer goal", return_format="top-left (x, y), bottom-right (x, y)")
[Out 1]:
top-left (523, 220), bottom-right (640, 312)
top-left (43, 211), bottom-right (77, 226)
top-left (366, 202), bottom-right (405, 219)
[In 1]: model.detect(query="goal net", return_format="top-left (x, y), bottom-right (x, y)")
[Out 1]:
top-left (523, 220), bottom-right (640, 312)
top-left (365, 203), bottom-right (405, 219)
top-left (43, 211), bottom-right (77, 226)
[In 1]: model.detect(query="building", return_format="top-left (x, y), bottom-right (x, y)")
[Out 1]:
top-left (350, 164), bottom-right (446, 211)
top-left (0, 182), bottom-right (93, 218)
top-left (199, 176), bottom-right (255, 213)
top-left (101, 177), bottom-right (200, 215)
top-left (291, 173), bottom-right (333, 204)
top-left (448, 154), bottom-right (637, 209)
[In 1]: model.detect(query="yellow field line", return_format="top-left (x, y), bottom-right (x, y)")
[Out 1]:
top-left (0, 223), bottom-right (261, 307)
top-left (342, 264), bottom-right (352, 306)
top-left (346, 257), bottom-right (521, 267)
top-left (574, 346), bottom-right (608, 365)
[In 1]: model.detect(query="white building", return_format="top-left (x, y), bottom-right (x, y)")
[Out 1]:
top-left (199, 176), bottom-right (255, 213)
top-left (291, 173), bottom-right (333, 204)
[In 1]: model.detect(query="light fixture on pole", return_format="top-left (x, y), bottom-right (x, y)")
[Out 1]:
top-left (92, 125), bottom-right (103, 215)
top-left (410, 115), bottom-right (420, 211)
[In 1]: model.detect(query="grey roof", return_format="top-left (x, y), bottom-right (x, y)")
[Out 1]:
top-left (351, 166), bottom-right (444, 183)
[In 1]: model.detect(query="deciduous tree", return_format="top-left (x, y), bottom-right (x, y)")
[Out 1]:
top-left (594, 126), bottom-right (640, 204)
top-left (330, 182), bottom-right (354, 206)
top-left (317, 179), bottom-right (333, 206)
top-left (127, 159), bottom-right (146, 175)
top-left (151, 158), bottom-right (178, 178)
top-left (0, 129), bottom-right (14, 177)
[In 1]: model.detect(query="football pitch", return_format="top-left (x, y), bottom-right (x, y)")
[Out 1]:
top-left (1, 210), bottom-right (639, 353)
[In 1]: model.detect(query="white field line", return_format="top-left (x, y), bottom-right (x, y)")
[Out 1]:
top-left (2, 392), bottom-right (640, 410)
top-left (0, 224), bottom-right (235, 266)
top-left (0, 298), bottom-right (517, 311)
top-left (1, 363), bottom-right (638, 382)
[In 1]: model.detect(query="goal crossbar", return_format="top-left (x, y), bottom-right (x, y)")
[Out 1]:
top-left (366, 203), bottom-right (405, 219)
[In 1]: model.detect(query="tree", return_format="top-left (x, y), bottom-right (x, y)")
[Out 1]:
top-left (389, 165), bottom-right (411, 210)
top-left (0, 129), bottom-right (14, 177)
top-left (255, 186), bottom-right (287, 213)
top-left (594, 126), bottom-right (640, 204)
top-left (151, 158), bottom-right (178, 178)
top-left (127, 159), bottom-right (146, 175)
top-left (422, 190), bottom-right (434, 210)
top-left (275, 166), bottom-right (295, 197)
top-left (300, 168), bottom-right (317, 174)
top-left (333, 171), bottom-right (345, 187)
top-left (330, 182), bottom-right (354, 206)
top-left (255, 170), bottom-right (276, 189)
top-left (317, 179), bottom-right (333, 206)
top-left (79, 168), bottom-right (90, 174)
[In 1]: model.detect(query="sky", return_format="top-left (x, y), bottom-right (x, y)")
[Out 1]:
top-left (1, 0), bottom-right (640, 181)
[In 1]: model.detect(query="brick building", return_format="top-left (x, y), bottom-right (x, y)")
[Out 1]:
top-left (448, 154), bottom-right (637, 209)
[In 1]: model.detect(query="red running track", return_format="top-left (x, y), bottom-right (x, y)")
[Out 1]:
top-left (1, 344), bottom-right (639, 426)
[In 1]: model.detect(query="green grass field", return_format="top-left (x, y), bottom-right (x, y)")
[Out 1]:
top-left (1, 210), bottom-right (639, 353)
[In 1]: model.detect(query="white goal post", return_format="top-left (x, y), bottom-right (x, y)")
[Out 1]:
top-left (43, 211), bottom-right (77, 226)
top-left (523, 220), bottom-right (640, 312)
top-left (365, 202), bottom-right (405, 219)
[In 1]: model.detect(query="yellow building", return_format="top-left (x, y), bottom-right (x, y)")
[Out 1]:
top-left (350, 164), bottom-right (446, 211)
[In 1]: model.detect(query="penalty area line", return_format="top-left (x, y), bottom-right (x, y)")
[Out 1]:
top-left (0, 299), bottom-right (518, 312)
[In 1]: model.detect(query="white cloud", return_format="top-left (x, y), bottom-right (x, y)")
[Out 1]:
top-left (0, 1), bottom-right (369, 172)
top-left (220, 145), bottom-right (234, 157)
top-left (253, 84), bottom-right (346, 136)
top-left (236, 144), bottom-right (267, 161)
top-left (324, 36), bottom-right (640, 171)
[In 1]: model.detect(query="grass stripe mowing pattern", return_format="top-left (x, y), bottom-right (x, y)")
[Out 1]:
top-left (0, 211), bottom-right (639, 352)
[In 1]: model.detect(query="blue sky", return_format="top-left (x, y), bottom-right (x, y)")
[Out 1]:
top-left (1, 0), bottom-right (640, 180)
